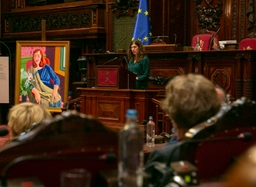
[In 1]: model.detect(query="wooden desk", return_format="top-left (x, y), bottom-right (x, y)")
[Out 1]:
top-left (77, 88), bottom-right (159, 132)
top-left (147, 49), bottom-right (256, 101)
top-left (84, 50), bottom-right (256, 101)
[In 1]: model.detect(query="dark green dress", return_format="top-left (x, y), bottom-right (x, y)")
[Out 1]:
top-left (128, 56), bottom-right (150, 90)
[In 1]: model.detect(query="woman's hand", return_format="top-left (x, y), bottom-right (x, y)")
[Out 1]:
top-left (32, 88), bottom-right (40, 104)
top-left (52, 85), bottom-right (59, 102)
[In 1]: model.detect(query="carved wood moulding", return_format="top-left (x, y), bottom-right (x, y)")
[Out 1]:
top-left (231, 0), bottom-right (237, 39)
top-left (195, 0), bottom-right (223, 30)
top-left (4, 10), bottom-right (91, 33)
top-left (212, 70), bottom-right (228, 89)
top-left (247, 0), bottom-right (254, 30)
top-left (112, 0), bottom-right (138, 17)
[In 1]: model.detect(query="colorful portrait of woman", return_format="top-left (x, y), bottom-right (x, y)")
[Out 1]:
top-left (27, 49), bottom-right (62, 107)
top-left (19, 45), bottom-right (67, 108)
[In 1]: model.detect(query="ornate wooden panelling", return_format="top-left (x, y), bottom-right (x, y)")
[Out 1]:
top-left (149, 0), bottom-right (189, 45)
top-left (6, 10), bottom-right (91, 33)
top-left (240, 0), bottom-right (246, 38)
top-left (231, 0), bottom-right (237, 39)
top-left (195, 0), bottom-right (223, 30)
top-left (2, 2), bottom-right (106, 39)
top-left (112, 0), bottom-right (138, 17)
top-left (82, 50), bottom-right (256, 102)
top-left (78, 88), bottom-right (158, 130)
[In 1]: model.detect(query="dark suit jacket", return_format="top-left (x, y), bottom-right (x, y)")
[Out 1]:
top-left (144, 142), bottom-right (181, 186)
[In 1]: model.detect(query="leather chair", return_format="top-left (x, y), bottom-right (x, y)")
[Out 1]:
top-left (0, 110), bottom-right (118, 187)
top-left (175, 97), bottom-right (256, 180)
top-left (0, 154), bottom-right (117, 187)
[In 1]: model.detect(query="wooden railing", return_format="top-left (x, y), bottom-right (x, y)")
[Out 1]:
top-left (151, 98), bottom-right (172, 134)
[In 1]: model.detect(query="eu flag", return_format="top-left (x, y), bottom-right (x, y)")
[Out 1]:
top-left (132, 0), bottom-right (152, 45)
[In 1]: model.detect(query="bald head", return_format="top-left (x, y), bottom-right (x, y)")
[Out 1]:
top-left (216, 87), bottom-right (225, 103)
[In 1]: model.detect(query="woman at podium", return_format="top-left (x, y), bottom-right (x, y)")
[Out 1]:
top-left (127, 39), bottom-right (150, 90)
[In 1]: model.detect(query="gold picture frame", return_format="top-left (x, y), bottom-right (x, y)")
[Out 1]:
top-left (15, 41), bottom-right (70, 113)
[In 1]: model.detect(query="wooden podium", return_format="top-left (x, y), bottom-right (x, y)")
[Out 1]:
top-left (77, 88), bottom-right (159, 131)
top-left (96, 65), bottom-right (136, 89)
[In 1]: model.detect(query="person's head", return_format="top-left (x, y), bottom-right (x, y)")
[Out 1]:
top-left (161, 73), bottom-right (221, 139)
top-left (32, 49), bottom-right (47, 68)
top-left (7, 102), bottom-right (52, 138)
top-left (127, 39), bottom-right (145, 61)
top-left (215, 86), bottom-right (229, 104)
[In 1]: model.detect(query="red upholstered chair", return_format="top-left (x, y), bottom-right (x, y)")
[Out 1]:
top-left (239, 37), bottom-right (256, 50)
top-left (191, 33), bottom-right (213, 51)
top-left (191, 29), bottom-right (220, 51)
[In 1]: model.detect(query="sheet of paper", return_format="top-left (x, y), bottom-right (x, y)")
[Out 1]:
top-left (0, 57), bottom-right (9, 103)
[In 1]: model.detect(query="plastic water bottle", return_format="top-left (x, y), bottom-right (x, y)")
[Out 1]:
top-left (118, 109), bottom-right (144, 187)
top-left (146, 116), bottom-right (155, 147)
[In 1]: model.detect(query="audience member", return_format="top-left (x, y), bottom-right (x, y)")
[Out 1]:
top-left (215, 86), bottom-right (230, 104)
top-left (166, 83), bottom-right (228, 145)
top-left (7, 102), bottom-right (52, 139)
top-left (145, 74), bottom-right (221, 184)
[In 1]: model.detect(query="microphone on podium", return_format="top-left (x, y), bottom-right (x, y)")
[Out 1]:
top-left (114, 36), bottom-right (127, 53)
top-left (101, 57), bottom-right (118, 66)
top-left (212, 28), bottom-right (220, 39)
top-left (211, 28), bottom-right (220, 50)
top-left (106, 36), bottom-right (128, 54)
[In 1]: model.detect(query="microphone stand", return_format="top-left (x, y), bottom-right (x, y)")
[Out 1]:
top-left (114, 36), bottom-right (127, 53)
top-left (101, 57), bottom-right (118, 66)
top-left (122, 56), bottom-right (130, 89)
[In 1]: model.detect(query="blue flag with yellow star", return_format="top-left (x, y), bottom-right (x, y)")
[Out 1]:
top-left (132, 0), bottom-right (152, 45)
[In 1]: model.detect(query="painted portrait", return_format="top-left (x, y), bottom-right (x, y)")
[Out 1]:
top-left (15, 41), bottom-right (70, 113)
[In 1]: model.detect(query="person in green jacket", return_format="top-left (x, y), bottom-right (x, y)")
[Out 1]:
top-left (127, 39), bottom-right (150, 90)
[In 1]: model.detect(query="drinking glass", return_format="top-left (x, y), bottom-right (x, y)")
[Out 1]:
top-left (60, 168), bottom-right (91, 187)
